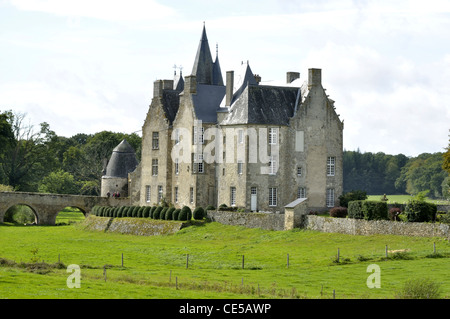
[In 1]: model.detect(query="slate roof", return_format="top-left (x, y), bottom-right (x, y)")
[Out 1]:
top-left (104, 139), bottom-right (139, 178)
top-left (192, 84), bottom-right (226, 123)
top-left (220, 84), bottom-right (300, 126)
top-left (160, 89), bottom-right (181, 125)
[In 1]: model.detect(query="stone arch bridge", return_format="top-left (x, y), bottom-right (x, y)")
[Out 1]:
top-left (0, 192), bottom-right (128, 225)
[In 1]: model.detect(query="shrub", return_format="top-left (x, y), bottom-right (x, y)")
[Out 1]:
top-left (143, 206), bottom-right (151, 218)
top-left (173, 209), bottom-right (181, 221)
top-left (126, 206), bottom-right (134, 217)
top-left (92, 206), bottom-right (100, 216)
top-left (437, 212), bottom-right (450, 224)
top-left (395, 278), bottom-right (441, 299)
top-left (121, 207), bottom-right (128, 217)
top-left (348, 201), bottom-right (364, 219)
top-left (152, 206), bottom-right (163, 219)
top-left (179, 206), bottom-right (192, 221)
top-left (193, 207), bottom-right (205, 220)
top-left (405, 200), bottom-right (437, 222)
top-left (205, 205), bottom-right (215, 211)
top-left (338, 190), bottom-right (367, 207)
top-left (165, 207), bottom-right (175, 220)
top-left (388, 207), bottom-right (402, 221)
top-left (362, 201), bottom-right (388, 220)
top-left (329, 206), bottom-right (347, 218)
top-left (219, 204), bottom-right (228, 210)
top-left (159, 207), bottom-right (169, 219)
top-left (137, 207), bottom-right (145, 218)
top-left (149, 206), bottom-right (157, 219)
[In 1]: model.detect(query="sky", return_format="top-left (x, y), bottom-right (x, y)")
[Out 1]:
top-left (1, 0), bottom-right (449, 157)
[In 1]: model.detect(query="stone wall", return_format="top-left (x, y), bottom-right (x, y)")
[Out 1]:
top-left (82, 215), bottom-right (187, 236)
top-left (304, 215), bottom-right (450, 239)
top-left (206, 210), bottom-right (285, 231)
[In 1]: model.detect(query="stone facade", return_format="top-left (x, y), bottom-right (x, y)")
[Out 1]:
top-left (130, 26), bottom-right (344, 213)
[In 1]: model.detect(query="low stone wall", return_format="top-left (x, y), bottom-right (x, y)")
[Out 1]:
top-left (206, 211), bottom-right (285, 231)
top-left (304, 215), bottom-right (450, 239)
top-left (82, 215), bottom-right (187, 236)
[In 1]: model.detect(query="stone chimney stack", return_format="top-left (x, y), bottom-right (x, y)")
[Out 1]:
top-left (308, 68), bottom-right (322, 88)
top-left (254, 74), bottom-right (261, 84)
top-left (153, 80), bottom-right (163, 98)
top-left (226, 71), bottom-right (234, 106)
top-left (286, 72), bottom-right (300, 84)
top-left (184, 75), bottom-right (197, 94)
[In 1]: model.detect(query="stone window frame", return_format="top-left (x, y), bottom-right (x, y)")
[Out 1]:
top-left (230, 186), bottom-right (236, 206)
top-left (152, 132), bottom-right (159, 150)
top-left (158, 185), bottom-right (163, 203)
top-left (297, 187), bottom-right (306, 199)
top-left (190, 187), bottom-right (194, 203)
top-left (174, 186), bottom-right (178, 203)
top-left (326, 188), bottom-right (335, 207)
top-left (327, 156), bottom-right (336, 176)
top-left (152, 159), bottom-right (158, 176)
top-left (268, 155), bottom-right (277, 175)
top-left (268, 127), bottom-right (278, 145)
top-left (174, 158), bottom-right (179, 175)
top-left (297, 166), bottom-right (302, 176)
top-left (145, 185), bottom-right (151, 203)
top-left (237, 160), bottom-right (243, 175)
top-left (269, 187), bottom-right (277, 207)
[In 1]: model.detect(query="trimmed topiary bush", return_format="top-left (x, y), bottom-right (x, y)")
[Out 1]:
top-left (405, 200), bottom-right (437, 222)
top-left (149, 206), bottom-right (157, 219)
top-left (205, 205), bottom-right (215, 211)
top-left (173, 209), bottom-right (181, 221)
top-left (137, 207), bottom-right (145, 218)
top-left (153, 206), bottom-right (163, 219)
top-left (329, 206), bottom-right (348, 218)
top-left (362, 201), bottom-right (388, 220)
top-left (193, 207), bottom-right (205, 220)
top-left (339, 190), bottom-right (368, 208)
top-left (126, 206), bottom-right (134, 217)
top-left (160, 207), bottom-right (168, 220)
top-left (179, 206), bottom-right (192, 221)
top-left (165, 207), bottom-right (175, 220)
top-left (143, 206), bottom-right (151, 218)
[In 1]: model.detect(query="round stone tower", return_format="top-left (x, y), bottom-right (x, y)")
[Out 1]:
top-left (101, 139), bottom-right (139, 198)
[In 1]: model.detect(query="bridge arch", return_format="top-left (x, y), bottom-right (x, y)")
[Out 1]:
top-left (3, 203), bottom-right (39, 225)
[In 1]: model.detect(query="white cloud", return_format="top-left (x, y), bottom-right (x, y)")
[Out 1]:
top-left (7, 0), bottom-right (176, 20)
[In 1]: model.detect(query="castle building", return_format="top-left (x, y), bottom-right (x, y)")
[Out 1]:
top-left (128, 25), bottom-right (344, 212)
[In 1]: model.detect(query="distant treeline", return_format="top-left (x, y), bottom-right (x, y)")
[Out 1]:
top-left (343, 149), bottom-right (449, 198)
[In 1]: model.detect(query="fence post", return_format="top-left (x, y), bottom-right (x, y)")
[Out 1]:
top-left (337, 248), bottom-right (340, 263)
top-left (121, 253), bottom-right (124, 267)
top-left (385, 245), bottom-right (388, 258)
top-left (433, 242), bottom-right (436, 254)
top-left (242, 255), bottom-right (245, 269)
top-left (186, 254), bottom-right (189, 269)
top-left (287, 253), bottom-right (289, 268)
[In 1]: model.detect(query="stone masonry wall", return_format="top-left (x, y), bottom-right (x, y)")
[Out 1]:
top-left (206, 210), bottom-right (285, 231)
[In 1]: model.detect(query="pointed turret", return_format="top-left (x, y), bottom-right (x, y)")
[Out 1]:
top-left (212, 43), bottom-right (224, 86)
top-left (191, 24), bottom-right (214, 85)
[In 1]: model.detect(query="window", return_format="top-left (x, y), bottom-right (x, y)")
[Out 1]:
top-left (269, 188), bottom-right (277, 206)
top-left (145, 185), bottom-right (151, 203)
top-left (174, 158), bottom-right (179, 175)
top-left (174, 187), bottom-right (178, 203)
top-left (193, 153), bottom-right (204, 173)
top-left (327, 157), bottom-right (335, 176)
top-left (230, 187), bottom-right (236, 206)
top-left (152, 159), bottom-right (158, 176)
top-left (269, 156), bottom-right (277, 175)
top-left (238, 129), bottom-right (244, 144)
top-left (297, 166), bottom-right (302, 176)
top-left (326, 188), bottom-right (335, 207)
top-left (297, 187), bottom-right (306, 199)
top-left (251, 187), bottom-right (257, 195)
top-left (269, 128), bottom-right (278, 145)
top-left (237, 160), bottom-right (243, 175)
top-left (152, 132), bottom-right (159, 149)
top-left (190, 187), bottom-right (194, 203)
top-left (193, 126), bottom-right (204, 144)
top-left (158, 185), bottom-right (163, 203)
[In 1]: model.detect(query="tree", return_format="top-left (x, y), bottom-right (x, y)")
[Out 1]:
top-left (38, 169), bottom-right (80, 194)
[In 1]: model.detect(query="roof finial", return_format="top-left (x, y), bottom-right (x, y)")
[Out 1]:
top-left (216, 43), bottom-right (218, 57)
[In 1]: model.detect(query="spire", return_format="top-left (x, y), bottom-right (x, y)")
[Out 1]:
top-left (191, 24), bottom-right (214, 85)
top-left (212, 43), bottom-right (224, 86)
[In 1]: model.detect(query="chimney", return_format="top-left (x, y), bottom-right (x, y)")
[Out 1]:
top-left (162, 79), bottom-right (174, 90)
top-left (308, 68), bottom-right (322, 88)
top-left (286, 72), bottom-right (300, 84)
top-left (153, 80), bottom-right (163, 98)
top-left (254, 74), bottom-right (261, 84)
top-left (184, 75), bottom-right (197, 94)
top-left (226, 71), bottom-right (234, 106)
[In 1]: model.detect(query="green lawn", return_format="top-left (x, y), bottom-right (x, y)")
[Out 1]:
top-left (366, 195), bottom-right (450, 205)
top-left (0, 214), bottom-right (449, 299)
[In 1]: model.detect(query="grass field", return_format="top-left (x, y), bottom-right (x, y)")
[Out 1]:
top-left (1, 210), bottom-right (449, 299)
top-left (366, 195), bottom-right (450, 205)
